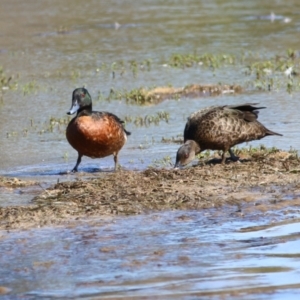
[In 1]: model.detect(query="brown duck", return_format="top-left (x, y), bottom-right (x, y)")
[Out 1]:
top-left (66, 88), bottom-right (131, 172)
top-left (175, 103), bottom-right (282, 167)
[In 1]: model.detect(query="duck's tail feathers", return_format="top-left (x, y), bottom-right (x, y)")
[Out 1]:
top-left (228, 103), bottom-right (266, 121)
top-left (228, 103), bottom-right (266, 112)
top-left (265, 129), bottom-right (283, 136)
top-left (124, 129), bottom-right (131, 136)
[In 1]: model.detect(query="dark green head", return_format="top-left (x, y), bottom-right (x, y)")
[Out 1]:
top-left (67, 88), bottom-right (92, 115)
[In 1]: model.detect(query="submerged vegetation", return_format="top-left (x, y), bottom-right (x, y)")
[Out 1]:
top-left (243, 49), bottom-right (300, 93)
top-left (1, 48), bottom-right (300, 102)
top-left (0, 67), bottom-right (16, 92)
top-left (105, 84), bottom-right (243, 105)
top-left (22, 80), bottom-right (39, 96)
top-left (3, 49), bottom-right (300, 159)
top-left (94, 49), bottom-right (300, 100)
top-left (124, 111), bottom-right (170, 126)
top-left (5, 110), bottom-right (170, 138)
top-left (167, 52), bottom-right (236, 69)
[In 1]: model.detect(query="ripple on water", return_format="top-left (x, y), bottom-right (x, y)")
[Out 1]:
top-left (1, 0), bottom-right (300, 299)
top-left (1, 211), bottom-right (300, 299)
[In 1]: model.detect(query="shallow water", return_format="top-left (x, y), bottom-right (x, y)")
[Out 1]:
top-left (1, 0), bottom-right (300, 175)
top-left (1, 211), bottom-right (300, 299)
top-left (1, 0), bottom-right (300, 298)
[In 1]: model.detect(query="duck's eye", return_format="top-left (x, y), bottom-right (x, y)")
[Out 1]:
top-left (81, 93), bottom-right (85, 98)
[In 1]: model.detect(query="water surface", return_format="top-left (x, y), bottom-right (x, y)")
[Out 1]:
top-left (1, 1), bottom-right (300, 298)
top-left (0, 0), bottom-right (299, 174)
top-left (1, 211), bottom-right (300, 299)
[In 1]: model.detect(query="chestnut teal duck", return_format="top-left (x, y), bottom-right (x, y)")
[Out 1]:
top-left (66, 88), bottom-right (131, 172)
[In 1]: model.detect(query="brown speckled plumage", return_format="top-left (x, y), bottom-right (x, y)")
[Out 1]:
top-left (175, 103), bottom-right (282, 167)
top-left (66, 88), bottom-right (130, 172)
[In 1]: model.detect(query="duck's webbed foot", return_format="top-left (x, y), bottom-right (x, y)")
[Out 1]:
top-left (70, 153), bottom-right (82, 173)
top-left (228, 149), bottom-right (240, 162)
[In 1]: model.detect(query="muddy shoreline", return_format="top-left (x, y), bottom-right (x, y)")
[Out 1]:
top-left (1, 149), bottom-right (300, 230)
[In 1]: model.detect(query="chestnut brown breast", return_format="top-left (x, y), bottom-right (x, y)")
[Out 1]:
top-left (66, 113), bottom-right (127, 158)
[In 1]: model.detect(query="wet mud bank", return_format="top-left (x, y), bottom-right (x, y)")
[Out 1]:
top-left (124, 84), bottom-right (243, 105)
top-left (1, 149), bottom-right (300, 230)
